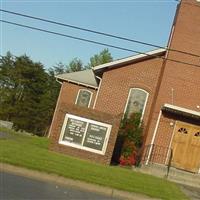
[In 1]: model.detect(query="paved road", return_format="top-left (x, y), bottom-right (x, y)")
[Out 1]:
top-left (0, 172), bottom-right (119, 200)
top-left (179, 184), bottom-right (200, 200)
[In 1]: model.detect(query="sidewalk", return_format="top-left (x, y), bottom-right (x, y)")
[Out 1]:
top-left (0, 163), bottom-right (160, 200)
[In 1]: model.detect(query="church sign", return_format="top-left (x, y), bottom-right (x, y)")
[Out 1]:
top-left (59, 114), bottom-right (112, 154)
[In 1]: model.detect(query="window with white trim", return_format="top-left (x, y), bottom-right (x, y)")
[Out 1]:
top-left (75, 89), bottom-right (93, 108)
top-left (124, 88), bottom-right (149, 118)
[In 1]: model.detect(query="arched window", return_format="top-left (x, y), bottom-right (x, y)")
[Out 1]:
top-left (124, 88), bottom-right (149, 118)
top-left (75, 89), bottom-right (93, 108)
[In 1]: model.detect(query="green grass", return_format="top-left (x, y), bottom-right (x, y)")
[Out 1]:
top-left (0, 127), bottom-right (188, 200)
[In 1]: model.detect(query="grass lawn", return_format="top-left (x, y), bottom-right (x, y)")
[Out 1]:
top-left (0, 127), bottom-right (188, 200)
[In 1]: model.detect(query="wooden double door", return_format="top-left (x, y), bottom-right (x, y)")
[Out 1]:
top-left (171, 121), bottom-right (200, 173)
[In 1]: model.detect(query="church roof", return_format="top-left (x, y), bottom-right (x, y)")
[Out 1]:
top-left (56, 69), bottom-right (98, 89)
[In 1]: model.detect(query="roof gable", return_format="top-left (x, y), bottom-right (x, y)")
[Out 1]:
top-left (56, 69), bottom-right (98, 89)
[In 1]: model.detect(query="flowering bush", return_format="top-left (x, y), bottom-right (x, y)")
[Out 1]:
top-left (119, 154), bottom-right (136, 166)
top-left (118, 113), bottom-right (143, 166)
top-left (119, 140), bottom-right (137, 166)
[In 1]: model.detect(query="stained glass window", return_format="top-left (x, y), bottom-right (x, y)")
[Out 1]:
top-left (76, 89), bottom-right (92, 108)
top-left (125, 88), bottom-right (148, 118)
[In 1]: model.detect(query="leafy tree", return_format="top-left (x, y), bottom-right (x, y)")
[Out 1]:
top-left (0, 49), bottom-right (113, 136)
top-left (51, 62), bottom-right (66, 75)
top-left (50, 58), bottom-right (84, 75)
top-left (50, 49), bottom-right (113, 75)
top-left (66, 58), bottom-right (83, 72)
top-left (0, 53), bottom-right (52, 135)
top-left (0, 52), bottom-right (15, 121)
top-left (86, 48), bottom-right (113, 69)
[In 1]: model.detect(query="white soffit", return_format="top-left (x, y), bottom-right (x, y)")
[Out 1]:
top-left (93, 48), bottom-right (166, 73)
top-left (162, 104), bottom-right (200, 119)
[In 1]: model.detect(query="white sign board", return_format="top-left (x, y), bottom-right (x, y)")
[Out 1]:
top-left (59, 114), bottom-right (112, 155)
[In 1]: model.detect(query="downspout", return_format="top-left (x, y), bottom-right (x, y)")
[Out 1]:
top-left (145, 110), bottom-right (162, 165)
top-left (47, 78), bottom-right (63, 138)
top-left (93, 76), bottom-right (102, 109)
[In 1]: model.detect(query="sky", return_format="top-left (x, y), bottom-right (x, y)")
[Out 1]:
top-left (0, 0), bottom-right (179, 69)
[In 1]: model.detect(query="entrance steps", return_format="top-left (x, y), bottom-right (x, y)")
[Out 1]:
top-left (133, 163), bottom-right (200, 188)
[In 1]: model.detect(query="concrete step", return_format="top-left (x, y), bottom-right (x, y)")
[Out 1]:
top-left (133, 163), bottom-right (200, 188)
top-left (168, 175), bottom-right (200, 188)
top-left (168, 167), bottom-right (200, 181)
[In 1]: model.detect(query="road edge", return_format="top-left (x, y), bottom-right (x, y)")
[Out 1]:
top-left (0, 163), bottom-right (159, 200)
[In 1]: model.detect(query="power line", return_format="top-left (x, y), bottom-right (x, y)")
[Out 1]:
top-left (0, 20), bottom-right (144, 54)
top-left (0, 9), bottom-right (199, 58)
top-left (1, 19), bottom-right (200, 68)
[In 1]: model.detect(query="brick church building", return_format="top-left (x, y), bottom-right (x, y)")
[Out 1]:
top-left (49, 0), bottom-right (200, 174)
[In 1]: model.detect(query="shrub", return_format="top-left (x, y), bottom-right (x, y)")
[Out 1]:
top-left (119, 113), bottom-right (143, 166)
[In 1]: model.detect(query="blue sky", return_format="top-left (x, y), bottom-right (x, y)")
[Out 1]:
top-left (0, 0), bottom-right (178, 69)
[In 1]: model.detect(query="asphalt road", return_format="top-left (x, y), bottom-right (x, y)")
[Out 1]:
top-left (0, 172), bottom-right (119, 200)
top-left (179, 184), bottom-right (200, 200)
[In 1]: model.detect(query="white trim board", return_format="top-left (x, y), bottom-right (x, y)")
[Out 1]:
top-left (162, 104), bottom-right (200, 119)
top-left (93, 48), bottom-right (166, 73)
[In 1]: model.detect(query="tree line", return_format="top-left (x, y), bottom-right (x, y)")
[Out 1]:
top-left (0, 49), bottom-right (112, 136)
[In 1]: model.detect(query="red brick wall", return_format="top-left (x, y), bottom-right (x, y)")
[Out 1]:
top-left (95, 57), bottom-right (164, 128)
top-left (48, 82), bottom-right (97, 138)
top-left (144, 0), bottom-right (200, 163)
top-left (49, 103), bottom-right (122, 165)
top-left (60, 82), bottom-right (97, 108)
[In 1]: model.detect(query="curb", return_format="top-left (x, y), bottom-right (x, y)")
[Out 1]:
top-left (0, 163), bottom-right (159, 200)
